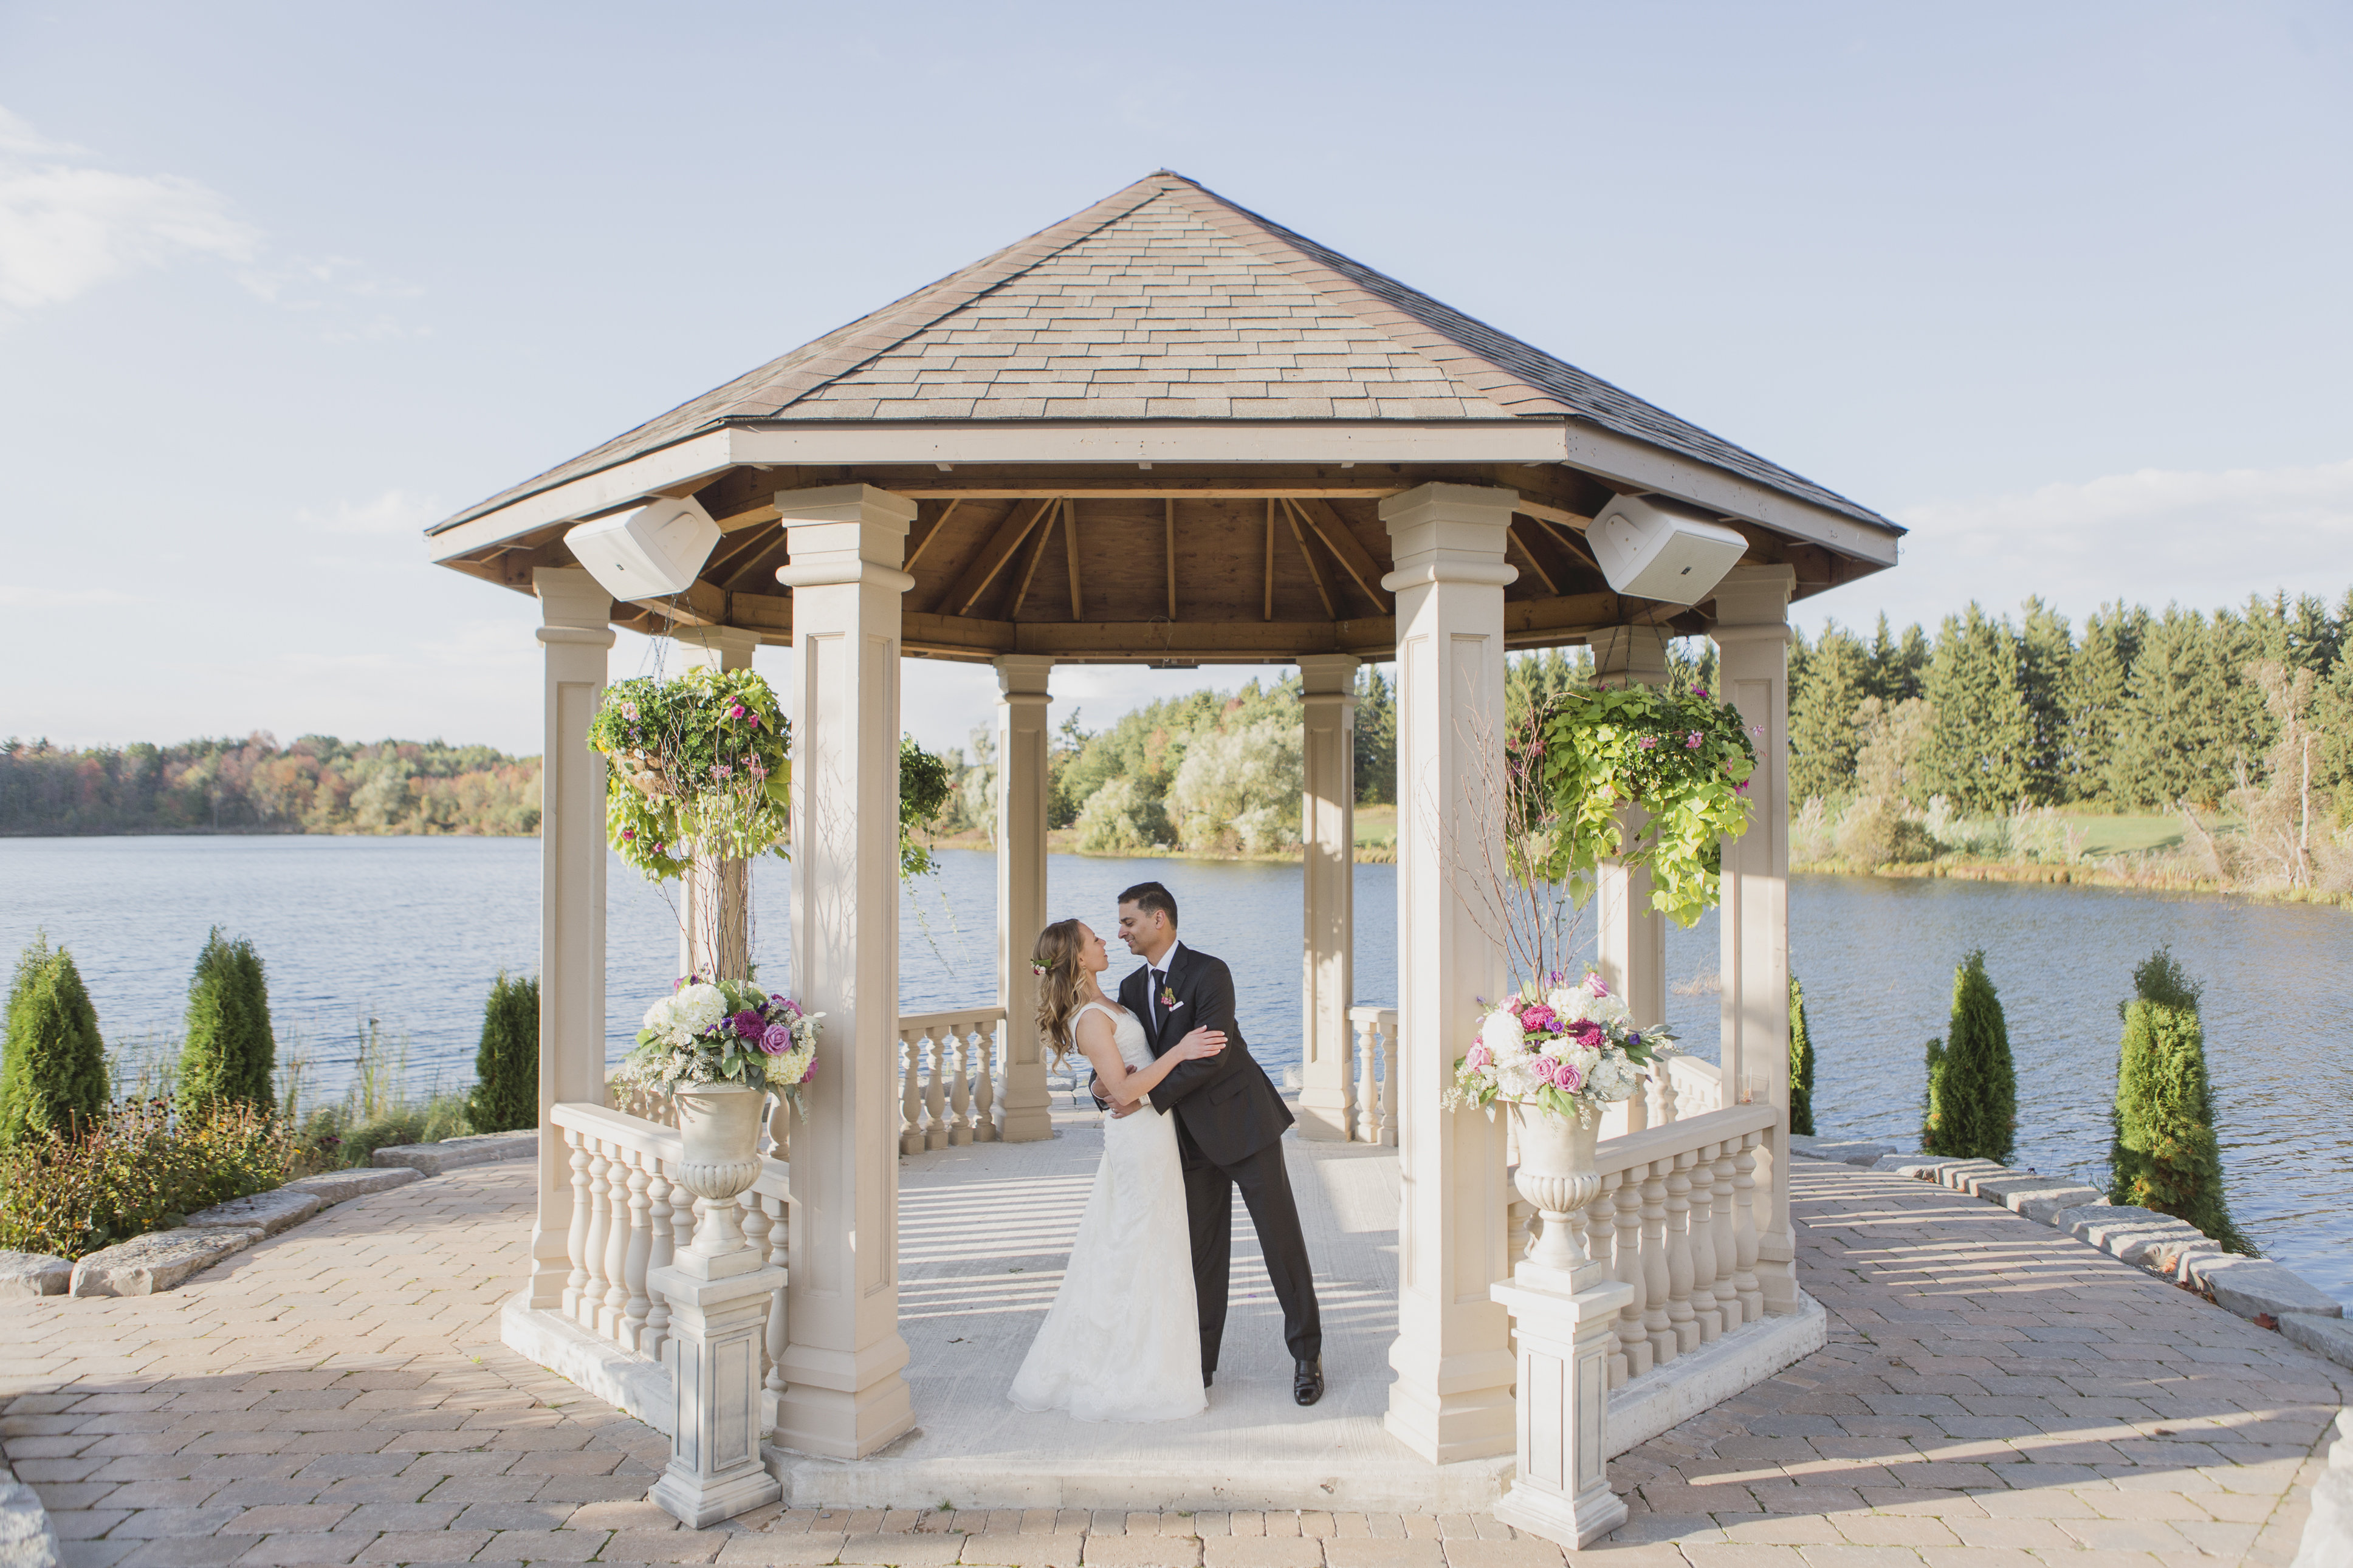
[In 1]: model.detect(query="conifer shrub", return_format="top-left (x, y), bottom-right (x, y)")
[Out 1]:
top-left (1788, 973), bottom-right (1816, 1137)
top-left (1920, 949), bottom-right (2016, 1161)
top-left (466, 972), bottom-right (540, 1134)
top-left (179, 929), bottom-right (276, 1113)
top-left (2108, 950), bottom-right (2253, 1251)
top-left (0, 936), bottom-right (109, 1148)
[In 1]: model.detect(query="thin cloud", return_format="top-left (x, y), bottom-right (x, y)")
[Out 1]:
top-left (303, 490), bottom-right (448, 536)
top-left (0, 584), bottom-right (146, 608)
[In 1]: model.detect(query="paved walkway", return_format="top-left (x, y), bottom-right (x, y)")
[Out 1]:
top-left (4, 1155), bottom-right (2344, 1568)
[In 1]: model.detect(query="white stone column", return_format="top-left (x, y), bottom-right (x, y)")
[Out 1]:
top-left (1296, 653), bottom-right (1359, 1141)
top-left (1713, 565), bottom-right (1798, 1315)
top-left (675, 627), bottom-right (761, 985)
top-left (1379, 482), bottom-right (1519, 1464)
top-left (530, 567), bottom-right (614, 1309)
top-left (994, 655), bottom-right (1054, 1143)
top-left (772, 484), bottom-right (917, 1457)
top-left (1592, 626), bottom-right (1669, 1127)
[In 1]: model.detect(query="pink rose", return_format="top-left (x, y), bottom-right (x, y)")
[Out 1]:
top-left (1556, 1061), bottom-right (1585, 1092)
top-left (759, 1022), bottom-right (794, 1055)
top-left (1466, 1044), bottom-right (1493, 1070)
top-left (1587, 976), bottom-right (1609, 999)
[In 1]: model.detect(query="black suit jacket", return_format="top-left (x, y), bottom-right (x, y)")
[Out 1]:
top-left (1117, 943), bottom-right (1293, 1169)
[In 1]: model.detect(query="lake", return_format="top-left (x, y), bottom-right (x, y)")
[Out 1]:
top-left (3, 835), bottom-right (2346, 1306)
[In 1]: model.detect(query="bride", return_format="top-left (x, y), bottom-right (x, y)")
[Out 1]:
top-left (1008, 917), bottom-right (1225, 1422)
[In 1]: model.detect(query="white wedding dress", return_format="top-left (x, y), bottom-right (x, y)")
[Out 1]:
top-left (1008, 1000), bottom-right (1206, 1422)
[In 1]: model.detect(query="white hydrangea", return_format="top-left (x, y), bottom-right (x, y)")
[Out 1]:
top-left (1494, 1057), bottom-right (1542, 1100)
top-left (1565, 1044), bottom-right (1601, 1079)
top-left (641, 995), bottom-right (678, 1037)
top-left (1591, 1056), bottom-right (1641, 1101)
top-left (1591, 990), bottom-right (1632, 1027)
top-left (1479, 1007), bottom-right (1525, 1061)
top-left (674, 983), bottom-right (727, 1036)
top-left (1544, 987), bottom-right (1579, 1018)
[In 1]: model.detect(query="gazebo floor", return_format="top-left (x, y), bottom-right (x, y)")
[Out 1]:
top-left (2, 1135), bottom-right (2343, 1568)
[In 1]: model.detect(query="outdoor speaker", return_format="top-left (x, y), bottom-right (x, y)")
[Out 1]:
top-left (1587, 493), bottom-right (1748, 604)
top-left (566, 497), bottom-right (721, 602)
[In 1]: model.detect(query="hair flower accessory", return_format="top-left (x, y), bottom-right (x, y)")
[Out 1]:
top-left (1030, 958), bottom-right (1054, 977)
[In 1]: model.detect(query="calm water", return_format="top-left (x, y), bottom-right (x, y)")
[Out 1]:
top-left (3, 837), bottom-right (2345, 1305)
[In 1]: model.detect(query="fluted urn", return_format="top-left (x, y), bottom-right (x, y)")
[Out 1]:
top-left (1510, 1101), bottom-right (1604, 1290)
top-left (669, 1081), bottom-right (768, 1279)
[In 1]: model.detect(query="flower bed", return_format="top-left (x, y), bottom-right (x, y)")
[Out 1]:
top-left (0, 1096), bottom-right (292, 1260)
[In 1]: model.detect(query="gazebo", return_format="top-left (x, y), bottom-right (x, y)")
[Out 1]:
top-left (424, 171), bottom-right (1900, 1513)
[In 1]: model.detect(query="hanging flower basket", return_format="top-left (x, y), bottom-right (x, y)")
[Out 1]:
top-left (1536, 684), bottom-right (1762, 928)
top-left (587, 666), bottom-right (791, 883)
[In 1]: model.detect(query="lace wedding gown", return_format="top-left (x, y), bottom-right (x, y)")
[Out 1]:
top-left (1008, 1000), bottom-right (1206, 1423)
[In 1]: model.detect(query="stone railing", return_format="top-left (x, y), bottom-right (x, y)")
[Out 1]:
top-left (1339, 1005), bottom-right (1399, 1145)
top-left (896, 1007), bottom-right (1005, 1154)
top-left (1584, 1101), bottom-right (1783, 1388)
top-left (548, 1101), bottom-right (791, 1402)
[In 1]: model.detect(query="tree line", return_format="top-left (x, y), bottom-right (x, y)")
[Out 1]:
top-left (0, 734), bottom-right (542, 837)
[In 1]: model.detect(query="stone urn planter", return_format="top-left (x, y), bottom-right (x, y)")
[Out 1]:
top-left (1510, 1101), bottom-right (1603, 1289)
top-left (670, 1082), bottom-right (767, 1277)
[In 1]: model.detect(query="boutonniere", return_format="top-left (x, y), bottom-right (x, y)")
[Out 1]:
top-left (1159, 985), bottom-right (1182, 1012)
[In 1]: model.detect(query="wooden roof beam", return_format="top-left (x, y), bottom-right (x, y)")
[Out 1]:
top-left (1282, 499), bottom-right (1339, 620)
top-left (1288, 497), bottom-right (1394, 615)
top-left (935, 497), bottom-right (1055, 617)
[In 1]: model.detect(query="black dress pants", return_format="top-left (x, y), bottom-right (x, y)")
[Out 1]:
top-left (1183, 1138), bottom-right (1322, 1372)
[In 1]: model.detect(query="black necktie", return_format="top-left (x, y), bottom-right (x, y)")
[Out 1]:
top-left (1151, 968), bottom-right (1167, 1033)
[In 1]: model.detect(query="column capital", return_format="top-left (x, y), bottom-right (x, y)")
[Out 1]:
top-left (993, 654), bottom-right (1055, 702)
top-left (1378, 484), bottom-right (1520, 591)
top-left (774, 484), bottom-right (916, 594)
top-left (1710, 564), bottom-right (1796, 629)
top-left (534, 567), bottom-right (616, 643)
top-left (674, 625), bottom-right (761, 670)
top-left (1296, 653), bottom-right (1361, 699)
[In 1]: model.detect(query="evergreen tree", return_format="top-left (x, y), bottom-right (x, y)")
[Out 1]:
top-left (1353, 665), bottom-right (1396, 806)
top-left (1866, 615), bottom-right (1930, 702)
top-left (2107, 950), bottom-right (2251, 1251)
top-left (1788, 973), bottom-right (1816, 1137)
top-left (0, 935), bottom-right (109, 1147)
top-left (466, 971), bottom-right (540, 1134)
top-left (2018, 598), bottom-right (2072, 805)
top-left (2064, 603), bottom-right (2144, 804)
top-left (1922, 606), bottom-right (2030, 811)
top-left (1789, 623), bottom-right (1872, 803)
top-left (2109, 606), bottom-right (2269, 808)
top-left (1920, 950), bottom-right (2016, 1162)
top-left (179, 928), bottom-right (276, 1113)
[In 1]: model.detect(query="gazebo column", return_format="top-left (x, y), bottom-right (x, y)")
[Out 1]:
top-left (773, 484), bottom-right (917, 1458)
top-left (674, 626), bottom-right (760, 985)
top-left (1295, 653), bottom-right (1359, 1142)
top-left (1714, 565), bottom-right (1798, 1315)
top-left (1379, 482), bottom-right (1519, 1464)
top-left (993, 655), bottom-right (1055, 1143)
top-left (1592, 626), bottom-right (1669, 1126)
top-left (529, 567), bottom-right (614, 1309)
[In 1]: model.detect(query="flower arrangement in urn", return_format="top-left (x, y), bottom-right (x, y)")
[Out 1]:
top-left (621, 978), bottom-right (822, 1115)
top-left (1446, 972), bottom-right (1677, 1124)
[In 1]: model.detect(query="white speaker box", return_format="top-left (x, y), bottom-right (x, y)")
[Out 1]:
top-left (1587, 494), bottom-right (1748, 604)
top-left (566, 498), bottom-right (721, 602)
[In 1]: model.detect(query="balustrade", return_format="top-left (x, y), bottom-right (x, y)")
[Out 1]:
top-left (896, 1008), bottom-right (1005, 1155)
top-left (1342, 1005), bottom-right (1399, 1145)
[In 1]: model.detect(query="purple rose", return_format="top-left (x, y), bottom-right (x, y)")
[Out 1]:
top-left (760, 1022), bottom-right (794, 1055)
top-left (729, 1010), bottom-right (765, 1039)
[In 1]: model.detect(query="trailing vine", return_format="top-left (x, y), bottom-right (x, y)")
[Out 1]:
top-left (898, 736), bottom-right (954, 878)
top-left (588, 666), bottom-right (791, 882)
top-left (1536, 683), bottom-right (1761, 928)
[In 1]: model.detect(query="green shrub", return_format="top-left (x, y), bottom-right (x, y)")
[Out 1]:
top-left (1920, 949), bottom-right (2016, 1162)
top-left (1788, 973), bottom-right (1816, 1137)
top-left (294, 1093), bottom-right (470, 1171)
top-left (466, 972), bottom-right (539, 1134)
top-left (0, 1097), bottom-right (291, 1259)
top-left (0, 936), bottom-right (109, 1149)
top-left (179, 929), bottom-right (277, 1113)
top-left (2108, 950), bottom-right (2253, 1251)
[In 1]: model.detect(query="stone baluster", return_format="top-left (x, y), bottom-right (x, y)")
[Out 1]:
top-left (899, 1035), bottom-right (924, 1156)
top-left (1506, 1193), bottom-right (1533, 1268)
top-left (1640, 1161), bottom-right (1675, 1366)
top-left (1613, 1173), bottom-right (1651, 1380)
top-left (972, 1026), bottom-right (1000, 1142)
top-left (579, 1145), bottom-right (613, 1331)
top-left (1586, 1174), bottom-right (1626, 1388)
top-left (564, 1131), bottom-right (592, 1321)
top-left (643, 1161), bottom-right (675, 1361)
top-left (1733, 1134), bottom-right (1764, 1323)
top-left (1378, 1021), bottom-right (1398, 1148)
top-left (622, 1154), bottom-right (654, 1351)
top-left (923, 1035), bottom-right (950, 1152)
top-left (602, 1142), bottom-right (632, 1340)
top-left (1685, 1146), bottom-right (1722, 1343)
top-left (1663, 1154), bottom-right (1698, 1354)
top-left (762, 1193), bottom-right (789, 1403)
top-left (739, 1197), bottom-right (772, 1387)
top-left (1353, 1016), bottom-right (1379, 1143)
top-left (1711, 1145), bottom-right (1743, 1330)
top-left (947, 1030), bottom-right (974, 1146)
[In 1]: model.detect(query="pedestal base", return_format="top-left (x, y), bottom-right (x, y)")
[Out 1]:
top-left (1492, 1273), bottom-right (1635, 1549)
top-left (648, 1261), bottom-right (786, 1527)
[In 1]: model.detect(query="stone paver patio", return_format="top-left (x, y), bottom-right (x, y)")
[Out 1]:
top-left (4, 1155), bottom-right (2343, 1568)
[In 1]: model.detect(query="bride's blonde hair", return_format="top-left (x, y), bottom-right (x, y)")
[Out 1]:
top-left (1032, 919), bottom-right (1090, 1068)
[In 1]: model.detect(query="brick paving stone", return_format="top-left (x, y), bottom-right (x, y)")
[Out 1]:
top-left (1201, 1541), bottom-right (1321, 1568)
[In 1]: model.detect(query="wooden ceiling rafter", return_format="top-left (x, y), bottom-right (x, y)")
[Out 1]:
top-left (1164, 498), bottom-right (1176, 621)
top-left (1503, 518), bottom-right (1561, 597)
top-left (904, 498), bottom-right (961, 574)
top-left (1279, 499), bottom-right (1340, 621)
top-left (1063, 498), bottom-right (1085, 621)
top-left (935, 496), bottom-right (1056, 617)
top-left (1005, 499), bottom-right (1059, 621)
top-left (1287, 497), bottom-right (1394, 615)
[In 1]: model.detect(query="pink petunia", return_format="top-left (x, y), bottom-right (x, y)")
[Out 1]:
top-left (1685, 731), bottom-right (1703, 748)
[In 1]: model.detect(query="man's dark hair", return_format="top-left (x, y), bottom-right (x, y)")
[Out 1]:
top-left (1118, 882), bottom-right (1178, 929)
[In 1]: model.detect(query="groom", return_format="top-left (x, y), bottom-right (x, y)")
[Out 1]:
top-left (1102, 881), bottom-right (1324, 1406)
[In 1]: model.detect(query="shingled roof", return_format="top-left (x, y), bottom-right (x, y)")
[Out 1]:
top-left (436, 172), bottom-right (1891, 535)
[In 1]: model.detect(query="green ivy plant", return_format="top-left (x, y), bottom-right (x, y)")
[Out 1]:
top-left (588, 666), bottom-right (791, 882)
top-left (898, 736), bottom-right (954, 878)
top-left (1536, 683), bottom-right (1760, 928)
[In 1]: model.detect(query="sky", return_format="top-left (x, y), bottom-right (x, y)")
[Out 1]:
top-left (2, 1), bottom-right (2349, 758)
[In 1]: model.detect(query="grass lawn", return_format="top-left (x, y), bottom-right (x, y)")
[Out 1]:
top-left (1355, 803), bottom-right (1397, 849)
top-left (2066, 812), bottom-right (2186, 857)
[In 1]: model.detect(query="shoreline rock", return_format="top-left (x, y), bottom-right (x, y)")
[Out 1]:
top-left (0, 1250), bottom-right (74, 1300)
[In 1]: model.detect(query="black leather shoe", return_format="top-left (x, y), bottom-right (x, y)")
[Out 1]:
top-left (1293, 1358), bottom-right (1324, 1406)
